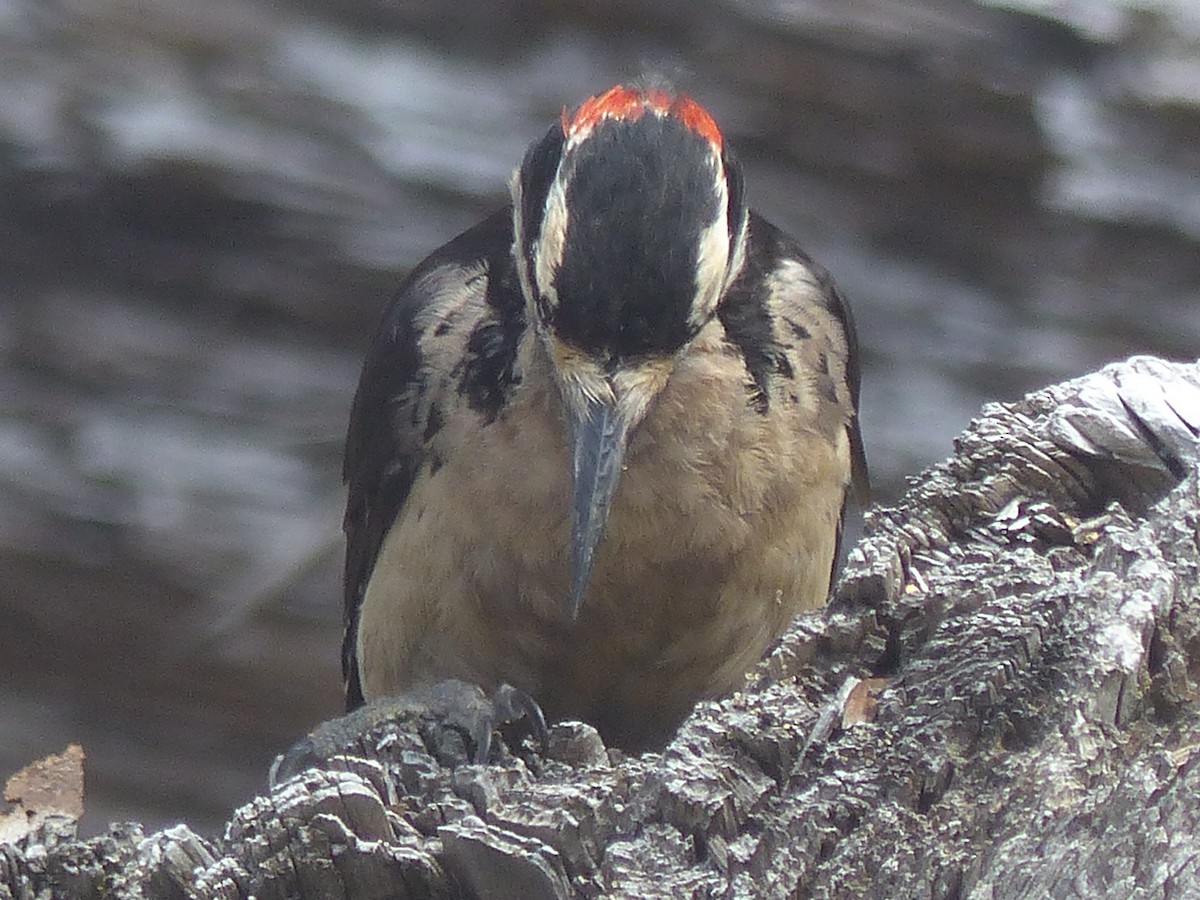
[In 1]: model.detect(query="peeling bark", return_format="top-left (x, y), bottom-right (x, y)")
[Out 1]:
top-left (3, 356), bottom-right (1198, 899)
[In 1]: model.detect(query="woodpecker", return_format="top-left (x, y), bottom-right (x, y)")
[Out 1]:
top-left (342, 84), bottom-right (868, 753)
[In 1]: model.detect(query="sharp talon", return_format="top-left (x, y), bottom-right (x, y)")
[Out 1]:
top-left (269, 735), bottom-right (318, 787)
top-left (471, 717), bottom-right (494, 765)
top-left (514, 689), bottom-right (550, 752)
top-left (490, 683), bottom-right (550, 755)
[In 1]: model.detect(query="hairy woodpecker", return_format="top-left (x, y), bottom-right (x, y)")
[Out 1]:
top-left (342, 84), bottom-right (868, 752)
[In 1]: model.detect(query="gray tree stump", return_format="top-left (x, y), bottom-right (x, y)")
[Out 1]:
top-left (3, 355), bottom-right (1198, 899)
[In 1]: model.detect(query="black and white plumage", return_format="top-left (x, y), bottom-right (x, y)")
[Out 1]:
top-left (342, 85), bottom-right (868, 751)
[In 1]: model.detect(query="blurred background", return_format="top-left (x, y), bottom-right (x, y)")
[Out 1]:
top-left (2, 0), bottom-right (1198, 836)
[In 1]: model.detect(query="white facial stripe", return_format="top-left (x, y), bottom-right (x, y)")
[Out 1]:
top-left (534, 167), bottom-right (569, 314)
top-left (725, 204), bottom-right (749, 286)
top-left (689, 154), bottom-right (732, 331)
top-left (508, 169), bottom-right (537, 308)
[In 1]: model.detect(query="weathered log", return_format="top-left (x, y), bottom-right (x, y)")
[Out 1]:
top-left (3, 355), bottom-right (1198, 899)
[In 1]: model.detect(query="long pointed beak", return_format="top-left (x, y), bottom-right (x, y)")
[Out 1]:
top-left (567, 394), bottom-right (632, 619)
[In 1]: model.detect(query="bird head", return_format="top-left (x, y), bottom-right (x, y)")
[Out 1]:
top-left (509, 84), bottom-right (749, 618)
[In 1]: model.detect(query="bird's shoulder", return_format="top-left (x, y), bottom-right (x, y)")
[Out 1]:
top-left (720, 212), bottom-right (869, 502)
top-left (342, 205), bottom-right (525, 706)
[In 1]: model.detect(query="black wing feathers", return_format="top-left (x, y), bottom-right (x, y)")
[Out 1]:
top-left (456, 247), bottom-right (525, 424)
top-left (718, 219), bottom-right (794, 416)
top-left (342, 207), bottom-right (516, 709)
top-left (723, 213), bottom-right (869, 501)
top-left (722, 213), bottom-right (869, 597)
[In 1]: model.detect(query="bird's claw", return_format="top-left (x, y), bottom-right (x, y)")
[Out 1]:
top-left (471, 682), bottom-right (549, 764)
top-left (269, 679), bottom-right (550, 785)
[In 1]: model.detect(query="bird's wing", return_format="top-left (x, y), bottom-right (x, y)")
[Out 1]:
top-left (342, 206), bottom-right (521, 709)
top-left (839, 287), bottom-right (871, 508)
top-left (810, 259), bottom-right (870, 508)
top-left (718, 212), bottom-right (869, 596)
top-left (723, 211), bottom-right (870, 502)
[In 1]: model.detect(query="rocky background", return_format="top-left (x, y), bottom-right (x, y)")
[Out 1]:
top-left (1, 0), bottom-right (1198, 834)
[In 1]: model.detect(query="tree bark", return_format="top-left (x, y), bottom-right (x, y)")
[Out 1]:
top-left (3, 355), bottom-right (1198, 899)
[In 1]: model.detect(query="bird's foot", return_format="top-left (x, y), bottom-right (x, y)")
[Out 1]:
top-left (476, 681), bottom-right (549, 764)
top-left (269, 679), bottom-right (548, 786)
